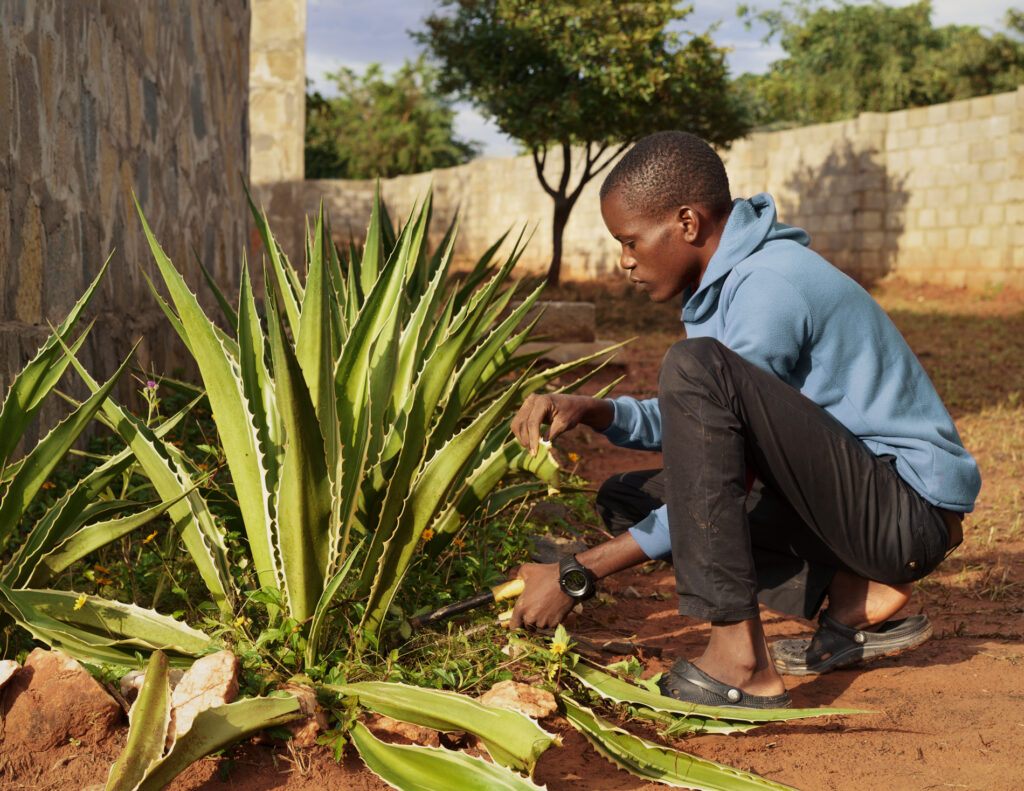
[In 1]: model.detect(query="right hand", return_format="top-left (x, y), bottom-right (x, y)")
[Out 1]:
top-left (511, 394), bottom-right (612, 456)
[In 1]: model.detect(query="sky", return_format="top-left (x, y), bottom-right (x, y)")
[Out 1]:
top-left (305, 0), bottom-right (1020, 157)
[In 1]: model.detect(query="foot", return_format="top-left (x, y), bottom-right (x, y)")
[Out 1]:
top-left (691, 618), bottom-right (787, 698)
top-left (825, 570), bottom-right (912, 631)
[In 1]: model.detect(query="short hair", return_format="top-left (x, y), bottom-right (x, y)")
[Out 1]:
top-left (600, 131), bottom-right (732, 219)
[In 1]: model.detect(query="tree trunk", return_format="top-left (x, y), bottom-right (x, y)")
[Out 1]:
top-left (547, 196), bottom-right (572, 287)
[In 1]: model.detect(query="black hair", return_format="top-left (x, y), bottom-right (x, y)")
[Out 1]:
top-left (600, 131), bottom-right (732, 219)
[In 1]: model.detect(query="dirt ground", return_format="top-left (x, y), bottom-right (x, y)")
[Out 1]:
top-left (4, 280), bottom-right (1022, 791)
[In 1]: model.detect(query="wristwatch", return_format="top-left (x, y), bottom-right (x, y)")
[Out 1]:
top-left (558, 554), bottom-right (597, 600)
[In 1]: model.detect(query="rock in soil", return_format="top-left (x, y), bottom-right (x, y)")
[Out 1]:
top-left (0, 660), bottom-right (19, 692)
top-left (167, 650), bottom-right (239, 747)
top-left (477, 679), bottom-right (557, 719)
top-left (120, 666), bottom-right (185, 702)
top-left (365, 714), bottom-right (441, 747)
top-left (0, 649), bottom-right (121, 751)
top-left (279, 682), bottom-right (328, 748)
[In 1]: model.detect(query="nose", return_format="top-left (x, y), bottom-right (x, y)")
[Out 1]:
top-left (618, 246), bottom-right (635, 271)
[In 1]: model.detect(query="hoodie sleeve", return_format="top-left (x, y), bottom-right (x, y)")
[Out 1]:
top-left (719, 269), bottom-right (813, 379)
top-left (627, 505), bottom-right (672, 559)
top-left (600, 396), bottom-right (663, 450)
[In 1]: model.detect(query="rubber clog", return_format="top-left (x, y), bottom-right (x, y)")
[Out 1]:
top-left (657, 658), bottom-right (792, 709)
top-left (770, 612), bottom-right (933, 676)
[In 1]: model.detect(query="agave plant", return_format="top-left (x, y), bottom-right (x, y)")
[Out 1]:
top-left (0, 263), bottom-right (213, 665)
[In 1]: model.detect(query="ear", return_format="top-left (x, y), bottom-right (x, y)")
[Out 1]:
top-left (677, 206), bottom-right (700, 243)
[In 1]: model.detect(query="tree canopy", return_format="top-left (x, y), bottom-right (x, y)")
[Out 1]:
top-left (305, 57), bottom-right (479, 179)
top-left (415, 0), bottom-right (749, 285)
top-left (737, 0), bottom-right (1024, 128)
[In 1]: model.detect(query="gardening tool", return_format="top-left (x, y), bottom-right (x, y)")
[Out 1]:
top-left (410, 578), bottom-right (524, 630)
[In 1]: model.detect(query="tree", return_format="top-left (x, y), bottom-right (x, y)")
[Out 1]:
top-left (737, 1), bottom-right (1024, 128)
top-left (305, 56), bottom-right (479, 179)
top-left (415, 1), bottom-right (749, 286)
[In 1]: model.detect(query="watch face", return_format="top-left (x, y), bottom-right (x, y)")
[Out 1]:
top-left (562, 568), bottom-right (590, 597)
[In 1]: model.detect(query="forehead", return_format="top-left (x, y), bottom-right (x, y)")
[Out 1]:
top-left (601, 189), bottom-right (669, 231)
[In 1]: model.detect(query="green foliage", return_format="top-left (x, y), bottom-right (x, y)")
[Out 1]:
top-left (415, 0), bottom-right (749, 285)
top-left (737, 0), bottom-right (1024, 128)
top-left (305, 57), bottom-right (479, 179)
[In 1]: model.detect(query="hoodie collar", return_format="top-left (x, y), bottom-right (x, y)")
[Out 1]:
top-left (681, 193), bottom-right (810, 323)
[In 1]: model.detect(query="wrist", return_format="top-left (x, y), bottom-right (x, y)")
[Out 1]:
top-left (584, 398), bottom-right (614, 432)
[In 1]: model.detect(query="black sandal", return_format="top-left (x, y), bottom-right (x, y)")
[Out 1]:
top-left (770, 612), bottom-right (933, 676)
top-left (657, 658), bottom-right (792, 709)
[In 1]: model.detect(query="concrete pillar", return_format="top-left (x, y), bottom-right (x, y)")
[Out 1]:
top-left (249, 0), bottom-right (306, 184)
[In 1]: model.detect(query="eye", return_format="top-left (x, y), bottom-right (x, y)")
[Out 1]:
top-left (623, 241), bottom-right (636, 249)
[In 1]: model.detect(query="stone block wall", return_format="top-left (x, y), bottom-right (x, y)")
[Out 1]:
top-left (0, 0), bottom-right (250, 444)
top-left (268, 87), bottom-right (1023, 289)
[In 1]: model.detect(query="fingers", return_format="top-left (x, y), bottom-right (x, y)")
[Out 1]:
top-left (511, 394), bottom-right (554, 456)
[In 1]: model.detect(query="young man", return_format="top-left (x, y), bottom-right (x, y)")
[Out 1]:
top-left (509, 131), bottom-right (980, 708)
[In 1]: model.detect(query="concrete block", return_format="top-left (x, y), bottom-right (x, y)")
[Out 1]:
top-left (967, 183), bottom-right (991, 206)
top-left (902, 229), bottom-right (925, 248)
top-left (969, 95), bottom-right (996, 119)
top-left (981, 161), bottom-right (1005, 183)
top-left (855, 210), bottom-right (883, 231)
top-left (947, 99), bottom-right (970, 122)
top-left (919, 126), bottom-right (938, 147)
top-left (947, 227), bottom-right (967, 249)
top-left (924, 229), bottom-right (947, 249)
top-left (967, 227), bottom-right (991, 247)
top-left (917, 208), bottom-right (938, 229)
top-left (937, 207), bottom-right (959, 227)
top-left (906, 106), bottom-right (931, 129)
top-left (982, 205), bottom-right (1006, 226)
top-left (927, 104), bottom-right (949, 125)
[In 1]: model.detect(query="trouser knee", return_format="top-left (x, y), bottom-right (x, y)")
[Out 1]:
top-left (658, 337), bottom-right (729, 399)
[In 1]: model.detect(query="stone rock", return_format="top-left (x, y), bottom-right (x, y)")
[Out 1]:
top-left (366, 714), bottom-right (440, 748)
top-left (167, 650), bottom-right (239, 747)
top-left (519, 340), bottom-right (624, 368)
top-left (279, 682), bottom-right (328, 748)
top-left (477, 680), bottom-right (557, 719)
top-left (0, 649), bottom-right (121, 751)
top-left (0, 659), bottom-right (20, 692)
top-left (120, 667), bottom-right (184, 702)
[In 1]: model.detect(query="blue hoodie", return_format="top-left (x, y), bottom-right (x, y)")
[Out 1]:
top-left (603, 194), bottom-right (981, 560)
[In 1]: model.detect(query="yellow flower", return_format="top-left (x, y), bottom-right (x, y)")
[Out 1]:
top-left (96, 577), bottom-right (114, 586)
top-left (73, 593), bottom-right (88, 611)
top-left (550, 640), bottom-right (568, 656)
top-left (234, 616), bottom-right (246, 628)
top-left (451, 536), bottom-right (466, 549)
top-left (568, 452), bottom-right (580, 463)
top-left (142, 530), bottom-right (159, 545)
top-left (94, 564), bottom-right (111, 574)
top-left (422, 528), bottom-right (435, 541)
top-left (42, 481), bottom-right (56, 489)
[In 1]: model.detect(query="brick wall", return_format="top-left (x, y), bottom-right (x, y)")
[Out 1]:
top-left (264, 86), bottom-right (1024, 289)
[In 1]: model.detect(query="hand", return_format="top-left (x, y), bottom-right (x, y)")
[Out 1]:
top-left (508, 562), bottom-right (576, 629)
top-left (511, 394), bottom-right (613, 456)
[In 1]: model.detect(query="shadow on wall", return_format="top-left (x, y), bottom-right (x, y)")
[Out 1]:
top-left (783, 140), bottom-right (909, 288)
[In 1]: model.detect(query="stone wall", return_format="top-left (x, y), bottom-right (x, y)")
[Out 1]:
top-left (265, 86), bottom-right (1024, 289)
top-left (0, 0), bottom-right (250, 444)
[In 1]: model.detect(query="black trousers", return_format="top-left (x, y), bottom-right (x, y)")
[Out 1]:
top-left (596, 338), bottom-right (953, 621)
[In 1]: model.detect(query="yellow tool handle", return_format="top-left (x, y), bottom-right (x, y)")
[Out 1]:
top-left (492, 578), bottom-right (525, 602)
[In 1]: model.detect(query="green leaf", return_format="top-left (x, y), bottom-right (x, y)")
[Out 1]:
top-left (568, 660), bottom-right (863, 723)
top-left (0, 347), bottom-right (132, 546)
top-left (350, 722), bottom-right (547, 790)
top-left (266, 292), bottom-right (332, 621)
top-left (331, 681), bottom-right (555, 775)
top-left (0, 256), bottom-right (109, 464)
top-left (136, 197), bottom-right (277, 599)
top-left (105, 650), bottom-right (172, 791)
top-left (561, 696), bottom-right (801, 791)
top-left (136, 694), bottom-right (302, 791)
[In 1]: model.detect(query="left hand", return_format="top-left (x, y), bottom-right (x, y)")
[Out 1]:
top-left (508, 562), bottom-right (575, 630)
